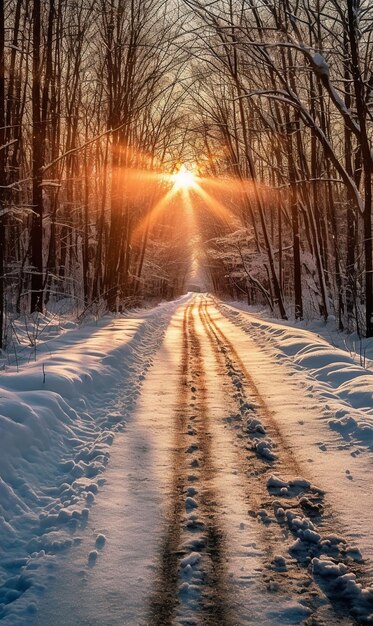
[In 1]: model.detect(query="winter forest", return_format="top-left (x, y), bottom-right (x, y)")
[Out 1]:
top-left (2, 2), bottom-right (373, 624)
top-left (0, 0), bottom-right (372, 346)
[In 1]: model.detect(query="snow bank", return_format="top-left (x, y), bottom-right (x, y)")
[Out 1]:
top-left (217, 297), bottom-right (373, 614)
top-left (223, 300), bottom-right (373, 369)
top-left (220, 302), bottom-right (373, 448)
top-left (0, 296), bottom-right (188, 623)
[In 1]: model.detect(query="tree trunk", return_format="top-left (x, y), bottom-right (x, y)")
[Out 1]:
top-left (0, 0), bottom-right (5, 347)
top-left (30, 0), bottom-right (44, 312)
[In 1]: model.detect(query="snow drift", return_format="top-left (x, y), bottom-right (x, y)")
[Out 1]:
top-left (0, 297), bottom-right (187, 623)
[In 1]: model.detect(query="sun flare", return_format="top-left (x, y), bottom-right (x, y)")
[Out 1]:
top-left (171, 165), bottom-right (196, 190)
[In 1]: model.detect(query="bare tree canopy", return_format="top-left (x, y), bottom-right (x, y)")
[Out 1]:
top-left (0, 0), bottom-right (372, 344)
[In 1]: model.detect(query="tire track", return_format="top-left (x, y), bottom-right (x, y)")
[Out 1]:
top-left (149, 302), bottom-right (236, 626)
top-left (199, 298), bottom-right (302, 473)
top-left (198, 296), bottom-right (366, 625)
top-left (187, 303), bottom-right (236, 625)
top-left (197, 299), bottom-right (323, 599)
top-left (148, 303), bottom-right (191, 625)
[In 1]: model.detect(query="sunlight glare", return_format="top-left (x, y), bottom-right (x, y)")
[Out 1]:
top-left (171, 165), bottom-right (196, 190)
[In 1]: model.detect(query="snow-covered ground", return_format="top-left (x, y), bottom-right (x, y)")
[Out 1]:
top-left (224, 300), bottom-right (373, 372)
top-left (220, 299), bottom-right (373, 449)
top-left (0, 296), bottom-right (191, 624)
top-left (0, 294), bottom-right (372, 625)
top-left (218, 300), bottom-right (373, 556)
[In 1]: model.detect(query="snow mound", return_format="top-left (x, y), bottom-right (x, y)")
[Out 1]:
top-left (221, 302), bottom-right (373, 449)
top-left (0, 297), bottom-right (186, 622)
top-left (313, 557), bottom-right (373, 621)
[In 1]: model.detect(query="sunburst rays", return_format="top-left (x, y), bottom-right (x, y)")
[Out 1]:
top-left (126, 162), bottom-right (276, 245)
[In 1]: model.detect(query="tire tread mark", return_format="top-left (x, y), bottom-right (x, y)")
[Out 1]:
top-left (199, 297), bottom-right (363, 626)
top-left (148, 303), bottom-right (192, 625)
top-left (187, 305), bottom-right (236, 626)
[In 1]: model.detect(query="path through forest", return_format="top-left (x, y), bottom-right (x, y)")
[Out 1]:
top-left (22, 295), bottom-right (373, 626)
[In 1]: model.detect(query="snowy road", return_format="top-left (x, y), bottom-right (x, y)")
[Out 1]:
top-left (1, 295), bottom-right (373, 625)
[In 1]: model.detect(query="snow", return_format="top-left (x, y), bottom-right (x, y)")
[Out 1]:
top-left (222, 300), bottom-right (373, 416)
top-left (0, 295), bottom-right (190, 624)
top-left (312, 52), bottom-right (330, 77)
top-left (0, 293), bottom-right (373, 624)
top-left (225, 300), bottom-right (373, 370)
top-left (218, 300), bottom-right (373, 566)
top-left (312, 557), bottom-right (373, 622)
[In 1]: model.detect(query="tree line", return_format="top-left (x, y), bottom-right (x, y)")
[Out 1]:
top-left (187, 0), bottom-right (372, 336)
top-left (0, 0), bottom-right (372, 348)
top-left (0, 0), bottom-right (191, 348)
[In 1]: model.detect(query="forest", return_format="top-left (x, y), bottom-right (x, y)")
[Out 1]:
top-left (0, 0), bottom-right (372, 345)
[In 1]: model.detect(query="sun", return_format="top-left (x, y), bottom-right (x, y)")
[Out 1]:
top-left (171, 165), bottom-right (196, 190)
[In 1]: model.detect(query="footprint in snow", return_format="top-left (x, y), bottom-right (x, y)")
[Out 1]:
top-left (185, 497), bottom-right (198, 511)
top-left (95, 533), bottom-right (106, 549)
top-left (88, 550), bottom-right (98, 566)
